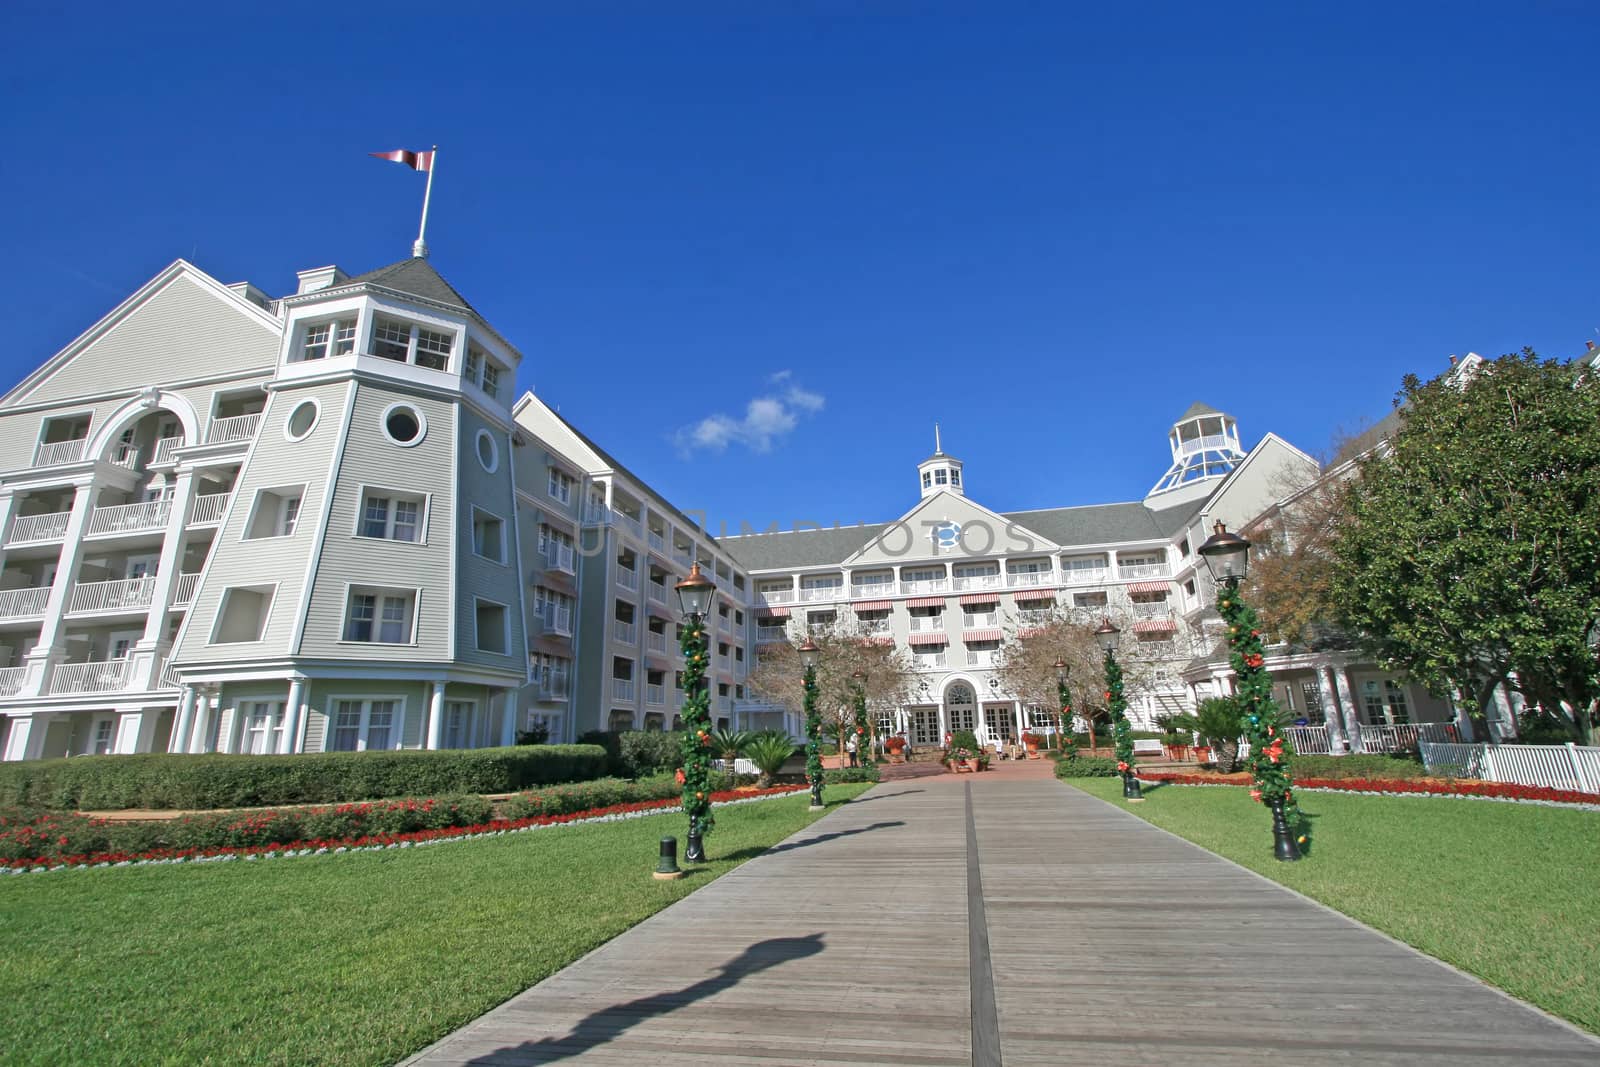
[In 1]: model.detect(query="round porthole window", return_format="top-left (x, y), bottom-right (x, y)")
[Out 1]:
top-left (382, 403), bottom-right (426, 447)
top-left (285, 399), bottom-right (319, 441)
top-left (475, 429), bottom-right (499, 473)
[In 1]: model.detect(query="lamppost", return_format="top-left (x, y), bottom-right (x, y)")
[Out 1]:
top-left (851, 669), bottom-right (869, 765)
top-left (1094, 618), bottom-right (1141, 800)
top-left (674, 561), bottom-right (716, 863)
top-left (1053, 656), bottom-right (1072, 753)
top-left (1198, 520), bottom-right (1301, 862)
top-left (799, 637), bottom-right (825, 810)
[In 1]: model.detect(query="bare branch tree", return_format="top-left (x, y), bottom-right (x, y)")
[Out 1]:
top-left (747, 618), bottom-right (917, 752)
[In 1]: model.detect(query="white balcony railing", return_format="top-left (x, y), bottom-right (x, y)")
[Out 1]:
top-left (616, 565), bottom-right (638, 592)
top-left (205, 413), bottom-right (261, 444)
top-left (914, 653), bottom-right (948, 669)
top-left (583, 503), bottom-right (615, 527)
top-left (612, 678), bottom-right (636, 704)
top-left (672, 547), bottom-right (694, 569)
top-left (544, 544), bottom-right (575, 573)
top-left (0, 666), bottom-right (25, 696)
top-left (849, 582), bottom-right (894, 599)
top-left (899, 578), bottom-right (949, 595)
top-left (952, 573), bottom-right (1003, 591)
top-left (190, 493), bottom-right (229, 526)
top-left (1358, 722), bottom-right (1455, 754)
top-left (755, 625), bottom-right (787, 643)
top-left (151, 436), bottom-right (184, 465)
top-left (0, 587), bottom-right (50, 618)
top-left (537, 670), bottom-right (570, 701)
top-left (800, 585), bottom-right (842, 602)
top-left (966, 650), bottom-right (997, 667)
top-left (159, 658), bottom-right (182, 689)
top-left (1117, 563), bottom-right (1170, 580)
top-left (962, 612), bottom-right (999, 629)
top-left (615, 512), bottom-right (644, 538)
top-left (1131, 602), bottom-right (1173, 619)
top-left (909, 615), bottom-right (945, 633)
top-left (613, 620), bottom-right (637, 645)
top-left (68, 576), bottom-right (156, 614)
top-left (1178, 433), bottom-right (1231, 456)
top-left (540, 604), bottom-right (574, 636)
top-left (8, 512), bottom-right (70, 544)
top-left (171, 573), bottom-right (200, 608)
top-left (757, 588), bottom-right (796, 606)
top-left (648, 530), bottom-right (666, 552)
top-left (646, 684), bottom-right (666, 706)
top-left (50, 659), bottom-right (130, 695)
top-left (1007, 570), bottom-right (1055, 587)
top-left (33, 439), bottom-right (86, 467)
top-left (110, 446), bottom-right (140, 469)
top-left (647, 630), bottom-right (668, 654)
top-left (647, 582), bottom-right (669, 605)
top-left (1061, 568), bottom-right (1109, 586)
top-left (859, 619), bottom-right (892, 635)
top-left (88, 499), bottom-right (170, 536)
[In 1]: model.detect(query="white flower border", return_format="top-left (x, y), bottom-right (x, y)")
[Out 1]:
top-left (4, 787), bottom-right (813, 877)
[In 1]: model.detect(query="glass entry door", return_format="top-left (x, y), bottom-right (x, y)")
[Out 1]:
top-left (911, 707), bottom-right (941, 746)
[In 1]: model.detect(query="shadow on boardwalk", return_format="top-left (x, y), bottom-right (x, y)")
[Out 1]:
top-left (466, 934), bottom-right (826, 1065)
top-left (719, 819), bottom-right (905, 862)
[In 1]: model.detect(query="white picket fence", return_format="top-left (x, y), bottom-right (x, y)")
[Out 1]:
top-left (1421, 740), bottom-right (1600, 796)
top-left (1279, 722), bottom-right (1457, 755)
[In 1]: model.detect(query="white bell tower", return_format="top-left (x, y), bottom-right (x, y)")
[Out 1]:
top-left (916, 423), bottom-right (965, 499)
top-left (1146, 402), bottom-right (1246, 504)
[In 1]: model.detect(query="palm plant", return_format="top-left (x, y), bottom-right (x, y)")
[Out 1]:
top-left (1195, 697), bottom-right (1247, 773)
top-left (744, 732), bottom-right (798, 788)
top-left (709, 727), bottom-right (755, 779)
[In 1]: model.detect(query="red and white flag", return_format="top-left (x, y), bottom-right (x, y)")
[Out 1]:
top-left (369, 148), bottom-right (434, 172)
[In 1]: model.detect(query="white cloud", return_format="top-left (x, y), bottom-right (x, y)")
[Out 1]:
top-left (675, 374), bottom-right (826, 457)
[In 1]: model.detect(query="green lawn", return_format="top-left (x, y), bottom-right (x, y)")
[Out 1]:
top-left (0, 786), bottom-right (872, 1066)
top-left (1065, 778), bottom-right (1600, 1034)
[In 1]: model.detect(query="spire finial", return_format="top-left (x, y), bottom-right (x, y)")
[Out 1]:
top-left (934, 422), bottom-right (943, 455)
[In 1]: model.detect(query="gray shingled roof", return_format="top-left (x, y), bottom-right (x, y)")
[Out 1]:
top-left (721, 498), bottom-right (1204, 573)
top-left (342, 258), bottom-right (477, 313)
top-left (1177, 400), bottom-right (1223, 420)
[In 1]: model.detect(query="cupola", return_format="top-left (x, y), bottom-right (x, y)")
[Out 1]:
top-left (917, 424), bottom-right (965, 499)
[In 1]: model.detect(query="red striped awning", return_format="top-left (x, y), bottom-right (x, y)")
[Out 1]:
top-left (1133, 619), bottom-right (1177, 634)
top-left (758, 606), bottom-right (791, 619)
top-left (905, 596), bottom-right (947, 608)
top-left (1012, 588), bottom-right (1056, 602)
top-left (1128, 580), bottom-right (1170, 594)
top-left (851, 600), bottom-right (893, 612)
top-left (907, 631), bottom-right (948, 646)
top-left (958, 592), bottom-right (1000, 606)
top-left (962, 628), bottom-right (1003, 643)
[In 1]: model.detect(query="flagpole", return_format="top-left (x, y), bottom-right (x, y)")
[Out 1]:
top-left (413, 145), bottom-right (437, 258)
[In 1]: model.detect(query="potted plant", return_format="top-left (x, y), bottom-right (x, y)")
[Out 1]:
top-left (1156, 713), bottom-right (1198, 762)
top-left (1195, 696), bottom-right (1247, 773)
top-left (1021, 732), bottom-right (1046, 758)
top-left (884, 735), bottom-right (908, 764)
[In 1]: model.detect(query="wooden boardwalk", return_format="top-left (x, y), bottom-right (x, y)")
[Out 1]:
top-left (404, 761), bottom-right (1600, 1066)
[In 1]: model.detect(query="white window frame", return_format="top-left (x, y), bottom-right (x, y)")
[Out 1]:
top-left (284, 399), bottom-right (321, 442)
top-left (370, 316), bottom-right (458, 371)
top-left (243, 484), bottom-right (307, 541)
top-left (474, 596), bottom-right (512, 655)
top-left (548, 467), bottom-right (575, 506)
top-left (470, 506), bottom-right (508, 565)
top-left (354, 486), bottom-right (430, 544)
top-left (379, 402), bottom-right (428, 448)
top-left (340, 584), bottom-right (421, 645)
top-left (239, 701), bottom-right (287, 755)
top-left (473, 429), bottom-right (499, 473)
top-left (328, 696), bottom-right (407, 752)
top-left (443, 699), bottom-right (476, 749)
top-left (210, 583), bottom-right (277, 645)
top-left (298, 316), bottom-right (357, 362)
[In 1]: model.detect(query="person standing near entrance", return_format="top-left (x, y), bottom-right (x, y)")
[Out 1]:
top-left (846, 733), bottom-right (858, 767)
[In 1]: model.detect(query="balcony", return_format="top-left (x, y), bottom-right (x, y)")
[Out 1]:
top-left (544, 544), bottom-right (575, 573)
top-left (50, 658), bottom-right (130, 695)
top-left (757, 588), bottom-right (795, 606)
top-left (33, 439), bottom-right (87, 467)
top-left (171, 573), bottom-right (201, 609)
top-left (1178, 432), bottom-right (1231, 457)
top-left (962, 611), bottom-right (999, 629)
top-left (68, 576), bottom-right (156, 615)
top-left (205, 413), bottom-right (261, 445)
top-left (1007, 570), bottom-right (1055, 587)
top-left (799, 585), bottom-right (842, 603)
top-left (151, 436), bottom-right (184, 466)
top-left (755, 625), bottom-right (787, 643)
top-left (646, 684), bottom-right (666, 706)
top-left (537, 670), bottom-right (569, 701)
top-left (647, 581), bottom-right (669, 605)
top-left (0, 666), bottom-right (25, 696)
top-left (158, 657), bottom-right (181, 689)
top-left (952, 573), bottom-right (1003, 592)
top-left (899, 578), bottom-right (949, 596)
top-left (859, 619), bottom-right (891, 635)
top-left (613, 620), bottom-right (637, 645)
top-left (9, 511), bottom-right (70, 545)
top-left (616, 565), bottom-right (638, 592)
top-left (0, 587), bottom-right (50, 619)
top-left (966, 650), bottom-right (998, 668)
top-left (611, 678), bottom-right (636, 704)
top-left (648, 530), bottom-right (666, 552)
top-left (908, 615), bottom-right (945, 633)
top-left (90, 499), bottom-right (171, 537)
top-left (615, 511), bottom-right (644, 539)
top-left (583, 503), bottom-right (615, 528)
top-left (1061, 568), bottom-right (1109, 586)
top-left (672, 547), bottom-right (694, 569)
top-left (646, 630), bottom-right (669, 654)
top-left (849, 582), bottom-right (894, 600)
top-left (1131, 602), bottom-right (1173, 619)
top-left (1117, 563), bottom-right (1171, 580)
top-left (539, 604), bottom-right (573, 636)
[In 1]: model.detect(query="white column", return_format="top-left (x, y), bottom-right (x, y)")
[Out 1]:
top-left (4, 715), bottom-right (41, 761)
top-left (426, 680), bottom-right (446, 749)
top-left (23, 479), bottom-right (100, 695)
top-left (0, 489), bottom-right (17, 572)
top-left (1317, 667), bottom-right (1347, 753)
top-left (170, 685), bottom-right (197, 753)
top-left (499, 689), bottom-right (516, 747)
top-left (280, 676), bottom-right (306, 754)
top-left (188, 689), bottom-right (213, 753)
top-left (1332, 668), bottom-right (1360, 752)
top-left (133, 470), bottom-right (198, 678)
top-left (1012, 701), bottom-right (1025, 742)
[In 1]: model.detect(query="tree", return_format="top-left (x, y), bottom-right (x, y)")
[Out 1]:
top-left (1328, 350), bottom-right (1600, 743)
top-left (746, 620), bottom-right (916, 755)
top-left (1239, 469), bottom-right (1353, 649)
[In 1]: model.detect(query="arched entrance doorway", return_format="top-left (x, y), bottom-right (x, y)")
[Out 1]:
top-left (944, 682), bottom-right (976, 741)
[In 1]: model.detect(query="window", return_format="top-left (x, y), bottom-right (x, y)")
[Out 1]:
top-left (240, 702), bottom-right (285, 754)
top-left (534, 587), bottom-right (575, 634)
top-left (471, 508), bottom-right (505, 563)
top-left (246, 486), bottom-right (306, 539)
top-left (344, 588), bottom-right (416, 643)
top-left (481, 362), bottom-right (500, 399)
top-left (922, 472), bottom-right (932, 489)
top-left (212, 585), bottom-right (274, 643)
top-left (414, 327), bottom-right (453, 371)
top-left (381, 403), bottom-right (426, 446)
top-left (1300, 681), bottom-right (1325, 725)
top-left (93, 719), bottom-right (114, 755)
top-left (464, 346), bottom-right (481, 384)
top-left (285, 399), bottom-right (319, 440)
top-left (934, 469), bottom-right (948, 484)
top-left (475, 599), bottom-right (509, 654)
top-left (373, 318), bottom-right (412, 361)
top-left (950, 469), bottom-right (961, 486)
top-left (1363, 680), bottom-right (1410, 725)
top-left (330, 698), bottom-right (400, 751)
top-left (301, 318), bottom-right (355, 361)
top-left (370, 318), bottom-right (454, 368)
top-left (539, 525), bottom-right (575, 570)
top-left (474, 429), bottom-right (498, 473)
top-left (359, 491), bottom-right (424, 542)
top-left (463, 343), bottom-right (505, 400)
top-left (548, 468), bottom-right (575, 505)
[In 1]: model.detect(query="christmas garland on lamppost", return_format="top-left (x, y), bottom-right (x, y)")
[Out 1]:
top-left (1199, 521), bottom-right (1304, 862)
top-left (1102, 635), bottom-right (1142, 801)
top-left (851, 670), bottom-right (870, 766)
top-left (1053, 657), bottom-right (1077, 758)
top-left (674, 564), bottom-right (716, 863)
top-left (799, 638), bottom-right (825, 809)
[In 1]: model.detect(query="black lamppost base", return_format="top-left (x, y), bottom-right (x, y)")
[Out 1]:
top-left (810, 781), bottom-right (825, 810)
top-left (1270, 798), bottom-right (1302, 862)
top-left (1122, 772), bottom-right (1143, 801)
top-left (653, 836), bottom-right (684, 880)
top-left (685, 832), bottom-right (706, 864)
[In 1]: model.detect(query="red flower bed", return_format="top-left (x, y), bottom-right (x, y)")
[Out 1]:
top-left (1, 784), bottom-right (807, 871)
top-left (1138, 771), bottom-right (1598, 805)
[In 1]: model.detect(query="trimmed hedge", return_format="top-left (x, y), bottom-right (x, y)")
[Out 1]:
top-left (618, 731), bottom-right (684, 778)
top-left (823, 765), bottom-right (880, 785)
top-left (0, 745), bottom-right (608, 811)
top-left (501, 771), bottom-right (738, 819)
top-left (1054, 756), bottom-right (1122, 778)
top-left (1291, 753), bottom-right (1428, 781)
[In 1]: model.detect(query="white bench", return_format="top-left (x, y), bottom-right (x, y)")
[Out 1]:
top-left (1131, 739), bottom-right (1165, 759)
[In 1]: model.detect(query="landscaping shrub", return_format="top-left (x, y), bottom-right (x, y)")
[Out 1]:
top-left (0, 794), bottom-right (496, 865)
top-left (576, 730), bottom-right (625, 775)
top-left (948, 729), bottom-right (981, 753)
top-left (823, 765), bottom-right (880, 784)
top-left (0, 746), bottom-right (607, 811)
top-left (500, 771), bottom-right (738, 820)
top-left (744, 734), bottom-right (798, 788)
top-left (1054, 756), bottom-right (1121, 778)
top-left (617, 731), bottom-right (684, 778)
top-left (1291, 753), bottom-right (1428, 780)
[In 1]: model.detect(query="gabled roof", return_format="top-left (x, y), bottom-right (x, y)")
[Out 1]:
top-left (723, 524), bottom-right (889, 571)
top-left (1177, 400), bottom-right (1223, 421)
top-left (340, 258), bottom-right (477, 313)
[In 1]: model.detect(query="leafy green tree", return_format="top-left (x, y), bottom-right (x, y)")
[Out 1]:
top-left (1329, 351), bottom-right (1600, 743)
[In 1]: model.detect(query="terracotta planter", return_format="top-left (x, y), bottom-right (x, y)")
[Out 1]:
top-left (888, 752), bottom-right (906, 764)
top-left (1193, 746), bottom-right (1212, 764)
top-left (1025, 742), bottom-right (1040, 759)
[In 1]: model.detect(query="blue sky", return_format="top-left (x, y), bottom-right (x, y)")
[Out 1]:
top-left (3, 3), bottom-right (1596, 536)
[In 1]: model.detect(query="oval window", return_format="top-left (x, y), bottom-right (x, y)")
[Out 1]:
top-left (285, 399), bottom-right (319, 441)
top-left (382, 403), bottom-right (426, 447)
top-left (475, 429), bottom-right (498, 473)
